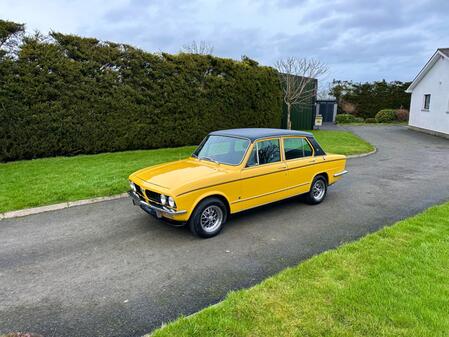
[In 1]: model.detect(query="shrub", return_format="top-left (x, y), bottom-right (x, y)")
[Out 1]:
top-left (375, 109), bottom-right (397, 123)
top-left (0, 31), bottom-right (282, 162)
top-left (340, 101), bottom-right (357, 114)
top-left (395, 108), bottom-right (409, 121)
top-left (335, 114), bottom-right (356, 124)
top-left (365, 118), bottom-right (377, 123)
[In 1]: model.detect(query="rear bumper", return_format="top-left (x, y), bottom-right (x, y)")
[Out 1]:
top-left (128, 190), bottom-right (187, 218)
top-left (333, 170), bottom-right (348, 177)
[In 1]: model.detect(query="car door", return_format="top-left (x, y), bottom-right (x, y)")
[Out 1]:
top-left (283, 137), bottom-right (320, 195)
top-left (236, 138), bottom-right (289, 211)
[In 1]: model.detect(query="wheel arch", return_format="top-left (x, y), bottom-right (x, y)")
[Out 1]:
top-left (314, 172), bottom-right (329, 184)
top-left (190, 192), bottom-right (231, 220)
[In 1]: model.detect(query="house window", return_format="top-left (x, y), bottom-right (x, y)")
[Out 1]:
top-left (423, 94), bottom-right (431, 110)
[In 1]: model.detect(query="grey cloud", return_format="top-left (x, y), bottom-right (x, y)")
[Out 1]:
top-left (9, 0), bottom-right (448, 83)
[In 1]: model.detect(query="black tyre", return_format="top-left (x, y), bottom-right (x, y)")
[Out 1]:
top-left (189, 197), bottom-right (227, 238)
top-left (305, 175), bottom-right (327, 205)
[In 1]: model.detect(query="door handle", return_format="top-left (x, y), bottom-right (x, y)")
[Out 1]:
top-left (309, 159), bottom-right (316, 163)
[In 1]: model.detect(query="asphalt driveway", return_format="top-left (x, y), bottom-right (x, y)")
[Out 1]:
top-left (1, 126), bottom-right (448, 337)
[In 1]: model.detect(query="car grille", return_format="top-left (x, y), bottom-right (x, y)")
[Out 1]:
top-left (145, 190), bottom-right (161, 203)
top-left (134, 184), bottom-right (145, 200)
top-left (133, 183), bottom-right (161, 205)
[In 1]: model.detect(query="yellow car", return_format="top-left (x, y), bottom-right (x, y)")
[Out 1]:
top-left (128, 128), bottom-right (347, 238)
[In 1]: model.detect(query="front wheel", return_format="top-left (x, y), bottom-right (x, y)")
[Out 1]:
top-left (305, 176), bottom-right (327, 204)
top-left (189, 197), bottom-right (227, 238)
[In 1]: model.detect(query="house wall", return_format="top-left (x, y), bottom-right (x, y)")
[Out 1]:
top-left (409, 55), bottom-right (449, 135)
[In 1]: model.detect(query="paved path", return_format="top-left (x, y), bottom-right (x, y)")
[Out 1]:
top-left (1, 126), bottom-right (448, 337)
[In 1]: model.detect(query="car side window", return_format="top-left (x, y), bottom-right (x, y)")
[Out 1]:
top-left (246, 146), bottom-right (258, 167)
top-left (284, 138), bottom-right (313, 160)
top-left (247, 139), bottom-right (281, 167)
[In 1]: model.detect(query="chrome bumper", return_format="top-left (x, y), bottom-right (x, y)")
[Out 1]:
top-left (333, 170), bottom-right (348, 177)
top-left (128, 190), bottom-right (187, 215)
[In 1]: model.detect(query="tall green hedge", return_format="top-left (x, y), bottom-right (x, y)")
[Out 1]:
top-left (330, 80), bottom-right (411, 119)
top-left (0, 23), bottom-right (282, 162)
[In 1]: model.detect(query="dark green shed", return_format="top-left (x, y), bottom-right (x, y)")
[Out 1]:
top-left (280, 78), bottom-right (317, 130)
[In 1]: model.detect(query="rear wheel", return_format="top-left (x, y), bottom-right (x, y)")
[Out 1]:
top-left (189, 197), bottom-right (227, 238)
top-left (305, 176), bottom-right (327, 204)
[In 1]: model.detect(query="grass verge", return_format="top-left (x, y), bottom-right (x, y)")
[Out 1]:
top-left (0, 130), bottom-right (373, 213)
top-left (312, 130), bottom-right (373, 155)
top-left (0, 146), bottom-right (195, 213)
top-left (150, 202), bottom-right (449, 337)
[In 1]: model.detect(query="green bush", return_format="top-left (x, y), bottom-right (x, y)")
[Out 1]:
top-left (335, 114), bottom-right (357, 124)
top-left (365, 118), bottom-right (377, 123)
top-left (0, 26), bottom-right (282, 162)
top-left (375, 109), bottom-right (397, 123)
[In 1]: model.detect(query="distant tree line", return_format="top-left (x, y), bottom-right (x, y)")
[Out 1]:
top-left (330, 80), bottom-right (411, 119)
top-left (0, 20), bottom-right (282, 162)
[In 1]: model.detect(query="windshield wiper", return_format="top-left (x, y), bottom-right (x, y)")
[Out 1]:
top-left (191, 153), bottom-right (198, 158)
top-left (199, 156), bottom-right (219, 164)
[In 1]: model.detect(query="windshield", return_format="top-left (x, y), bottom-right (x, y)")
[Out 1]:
top-left (193, 135), bottom-right (250, 165)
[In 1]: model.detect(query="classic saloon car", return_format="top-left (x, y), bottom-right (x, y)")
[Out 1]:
top-left (128, 128), bottom-right (347, 238)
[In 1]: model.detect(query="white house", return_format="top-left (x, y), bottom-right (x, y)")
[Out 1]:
top-left (406, 48), bottom-right (449, 136)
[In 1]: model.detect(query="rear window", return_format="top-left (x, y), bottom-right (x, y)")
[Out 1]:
top-left (307, 137), bottom-right (326, 156)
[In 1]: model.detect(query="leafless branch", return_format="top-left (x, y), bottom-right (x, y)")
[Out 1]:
top-left (275, 57), bottom-right (328, 129)
top-left (317, 82), bottom-right (335, 100)
top-left (181, 40), bottom-right (214, 55)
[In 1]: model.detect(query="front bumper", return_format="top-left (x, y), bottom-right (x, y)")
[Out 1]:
top-left (128, 190), bottom-right (187, 218)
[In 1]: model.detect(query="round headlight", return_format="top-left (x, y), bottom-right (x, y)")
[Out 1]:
top-left (129, 181), bottom-right (136, 192)
top-left (160, 194), bottom-right (167, 205)
top-left (168, 196), bottom-right (176, 208)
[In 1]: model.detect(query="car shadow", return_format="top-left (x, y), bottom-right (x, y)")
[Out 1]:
top-left (137, 193), bottom-right (328, 239)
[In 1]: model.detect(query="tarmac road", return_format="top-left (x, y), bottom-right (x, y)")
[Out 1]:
top-left (1, 126), bottom-right (448, 337)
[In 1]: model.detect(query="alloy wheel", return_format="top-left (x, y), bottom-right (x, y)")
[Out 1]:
top-left (200, 205), bottom-right (223, 233)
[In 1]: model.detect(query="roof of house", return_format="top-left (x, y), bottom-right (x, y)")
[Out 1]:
top-left (209, 128), bottom-right (313, 141)
top-left (406, 48), bottom-right (449, 92)
top-left (439, 48), bottom-right (449, 57)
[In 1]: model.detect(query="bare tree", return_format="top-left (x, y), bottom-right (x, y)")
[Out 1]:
top-left (181, 40), bottom-right (214, 55)
top-left (317, 81), bottom-right (335, 100)
top-left (275, 57), bottom-right (328, 129)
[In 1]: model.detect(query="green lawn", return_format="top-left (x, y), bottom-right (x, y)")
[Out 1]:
top-left (0, 130), bottom-right (373, 213)
top-left (0, 146), bottom-right (195, 213)
top-left (150, 202), bottom-right (449, 337)
top-left (313, 130), bottom-right (373, 155)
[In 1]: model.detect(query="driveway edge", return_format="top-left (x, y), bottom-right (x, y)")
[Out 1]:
top-left (0, 193), bottom-right (128, 220)
top-left (1, 148), bottom-right (377, 221)
top-left (346, 147), bottom-right (377, 159)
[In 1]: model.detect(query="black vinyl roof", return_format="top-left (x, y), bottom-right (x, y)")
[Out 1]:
top-left (209, 128), bottom-right (313, 141)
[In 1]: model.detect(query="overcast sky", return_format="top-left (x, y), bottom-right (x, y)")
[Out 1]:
top-left (1, 0), bottom-right (448, 83)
